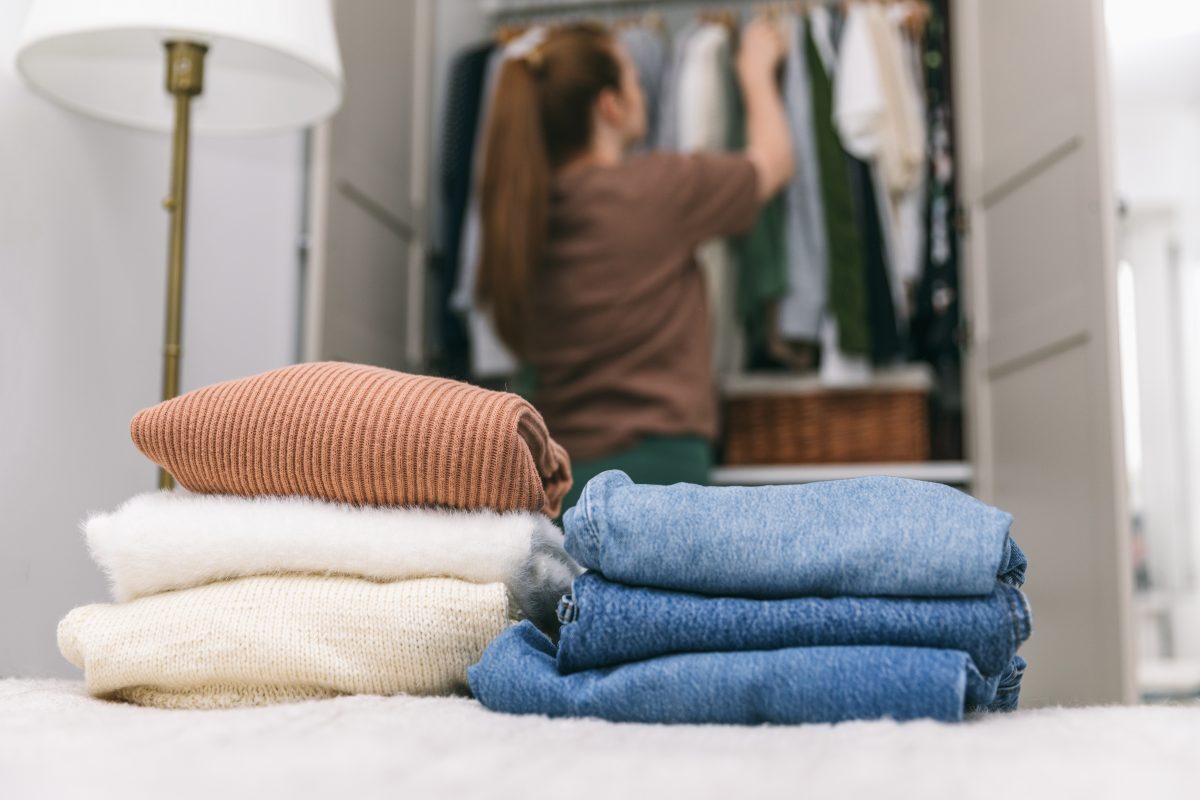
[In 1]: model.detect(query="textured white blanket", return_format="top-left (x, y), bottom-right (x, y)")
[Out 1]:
top-left (1, 680), bottom-right (1197, 800)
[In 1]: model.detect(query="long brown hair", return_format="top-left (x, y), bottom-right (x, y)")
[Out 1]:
top-left (476, 24), bottom-right (622, 356)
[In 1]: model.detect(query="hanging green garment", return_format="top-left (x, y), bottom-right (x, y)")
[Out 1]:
top-left (734, 194), bottom-right (788, 350)
top-left (728, 40), bottom-right (789, 353)
top-left (806, 21), bottom-right (871, 356)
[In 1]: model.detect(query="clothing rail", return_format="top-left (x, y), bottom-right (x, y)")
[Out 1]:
top-left (482, 0), bottom-right (927, 31)
top-left (483, 0), bottom-right (733, 17)
top-left (481, 0), bottom-right (833, 20)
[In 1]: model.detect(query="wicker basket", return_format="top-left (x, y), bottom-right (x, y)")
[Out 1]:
top-left (721, 367), bottom-right (932, 465)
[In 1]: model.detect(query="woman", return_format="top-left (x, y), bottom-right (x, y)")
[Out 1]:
top-left (478, 21), bottom-right (793, 512)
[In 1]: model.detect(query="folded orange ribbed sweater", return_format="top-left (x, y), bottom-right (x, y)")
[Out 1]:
top-left (131, 362), bottom-right (572, 517)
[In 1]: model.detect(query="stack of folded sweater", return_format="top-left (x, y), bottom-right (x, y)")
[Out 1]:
top-left (58, 362), bottom-right (576, 709)
top-left (470, 470), bottom-right (1032, 725)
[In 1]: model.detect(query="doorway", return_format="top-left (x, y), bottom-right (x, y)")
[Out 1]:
top-left (1108, 0), bottom-right (1200, 700)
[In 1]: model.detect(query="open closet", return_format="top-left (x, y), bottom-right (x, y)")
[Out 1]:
top-left (302, 0), bottom-right (1133, 709)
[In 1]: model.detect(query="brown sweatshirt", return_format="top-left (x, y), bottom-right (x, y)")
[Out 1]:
top-left (525, 152), bottom-right (760, 461)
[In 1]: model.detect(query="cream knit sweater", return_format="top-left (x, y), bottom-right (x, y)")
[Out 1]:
top-left (58, 575), bottom-right (511, 709)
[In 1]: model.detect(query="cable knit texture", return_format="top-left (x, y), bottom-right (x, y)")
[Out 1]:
top-left (57, 576), bottom-right (512, 709)
top-left (129, 362), bottom-right (573, 517)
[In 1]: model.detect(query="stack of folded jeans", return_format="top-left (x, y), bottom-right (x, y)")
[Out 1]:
top-left (469, 470), bottom-right (1031, 725)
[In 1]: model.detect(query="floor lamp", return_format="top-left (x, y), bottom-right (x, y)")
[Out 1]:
top-left (15, 0), bottom-right (344, 488)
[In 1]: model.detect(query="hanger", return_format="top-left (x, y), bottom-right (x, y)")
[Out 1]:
top-left (753, 2), bottom-right (783, 23)
top-left (904, 1), bottom-right (932, 41)
top-left (697, 8), bottom-right (739, 32)
top-left (614, 10), bottom-right (666, 35)
top-left (495, 23), bottom-right (530, 45)
top-left (881, 0), bottom-right (931, 41)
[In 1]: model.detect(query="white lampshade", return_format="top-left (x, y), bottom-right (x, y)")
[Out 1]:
top-left (15, 0), bottom-right (343, 135)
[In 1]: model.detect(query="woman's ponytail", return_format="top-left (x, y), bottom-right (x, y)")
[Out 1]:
top-left (477, 57), bottom-right (551, 357)
top-left (476, 24), bottom-right (621, 358)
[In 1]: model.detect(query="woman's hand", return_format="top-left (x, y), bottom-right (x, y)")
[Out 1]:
top-left (737, 17), bottom-right (787, 83)
top-left (736, 16), bottom-right (794, 200)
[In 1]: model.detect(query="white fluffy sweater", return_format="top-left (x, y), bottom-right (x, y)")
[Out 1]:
top-left (84, 491), bottom-right (578, 630)
top-left (58, 575), bottom-right (511, 709)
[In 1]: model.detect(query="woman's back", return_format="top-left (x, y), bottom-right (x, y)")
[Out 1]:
top-left (474, 21), bottom-right (791, 497)
top-left (527, 151), bottom-right (758, 460)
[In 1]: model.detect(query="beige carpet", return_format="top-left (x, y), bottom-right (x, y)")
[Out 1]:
top-left (2, 679), bottom-right (1198, 800)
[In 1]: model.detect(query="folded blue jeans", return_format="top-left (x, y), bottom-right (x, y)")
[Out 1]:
top-left (556, 573), bottom-right (1032, 676)
top-left (564, 471), bottom-right (1025, 597)
top-left (469, 621), bottom-right (1026, 725)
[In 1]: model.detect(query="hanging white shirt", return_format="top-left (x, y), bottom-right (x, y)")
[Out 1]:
top-left (889, 5), bottom-right (930, 298)
top-left (835, 5), bottom-right (922, 331)
top-left (678, 23), bottom-right (744, 376)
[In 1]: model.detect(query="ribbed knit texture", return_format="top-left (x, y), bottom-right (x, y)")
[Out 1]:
top-left (57, 575), bottom-right (512, 709)
top-left (129, 362), bottom-right (573, 517)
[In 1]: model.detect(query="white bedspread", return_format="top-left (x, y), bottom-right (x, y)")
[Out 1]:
top-left (2, 679), bottom-right (1197, 800)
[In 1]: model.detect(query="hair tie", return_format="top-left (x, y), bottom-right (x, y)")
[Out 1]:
top-left (505, 26), bottom-right (546, 73)
top-left (524, 46), bottom-right (544, 72)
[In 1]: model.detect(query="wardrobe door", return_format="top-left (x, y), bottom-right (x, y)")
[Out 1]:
top-left (303, 0), bottom-right (435, 370)
top-left (955, 0), bottom-right (1134, 705)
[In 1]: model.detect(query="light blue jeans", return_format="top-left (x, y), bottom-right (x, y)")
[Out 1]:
top-left (563, 471), bottom-right (1025, 597)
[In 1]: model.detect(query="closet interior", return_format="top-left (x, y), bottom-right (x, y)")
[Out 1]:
top-left (435, 0), bottom-right (964, 488)
top-left (301, 0), bottom-right (966, 487)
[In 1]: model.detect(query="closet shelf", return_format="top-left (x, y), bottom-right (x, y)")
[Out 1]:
top-left (721, 364), bottom-right (934, 397)
top-left (710, 461), bottom-right (973, 486)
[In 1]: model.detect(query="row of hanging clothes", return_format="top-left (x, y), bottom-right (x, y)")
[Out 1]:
top-left (435, 0), bottom-right (961, 415)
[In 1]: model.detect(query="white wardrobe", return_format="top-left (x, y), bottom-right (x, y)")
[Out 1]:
top-left (954, 0), bottom-right (1131, 706)
top-left (304, 0), bottom-right (1134, 707)
top-left (302, 0), bottom-right (440, 372)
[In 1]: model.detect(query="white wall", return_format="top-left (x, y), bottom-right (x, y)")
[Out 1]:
top-left (1112, 101), bottom-right (1200, 659)
top-left (0, 0), bottom-right (304, 677)
top-left (1114, 105), bottom-right (1200, 257)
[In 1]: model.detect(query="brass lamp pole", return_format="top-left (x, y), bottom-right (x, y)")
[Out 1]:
top-left (16, 2), bottom-right (344, 492)
top-left (158, 41), bottom-right (207, 490)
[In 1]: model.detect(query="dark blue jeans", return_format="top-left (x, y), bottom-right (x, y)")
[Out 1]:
top-left (469, 621), bottom-right (1026, 725)
top-left (556, 572), bottom-right (1031, 676)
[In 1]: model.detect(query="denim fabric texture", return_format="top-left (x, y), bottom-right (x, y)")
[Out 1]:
top-left (563, 471), bottom-right (1025, 597)
top-left (990, 656), bottom-right (1027, 712)
top-left (469, 621), bottom-right (1016, 725)
top-left (471, 471), bottom-right (1031, 725)
top-left (556, 572), bottom-right (1032, 676)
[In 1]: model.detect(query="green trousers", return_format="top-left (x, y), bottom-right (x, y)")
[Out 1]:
top-left (559, 435), bottom-right (712, 520)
